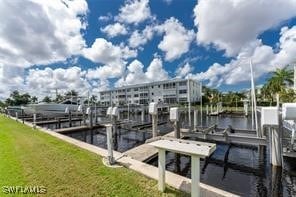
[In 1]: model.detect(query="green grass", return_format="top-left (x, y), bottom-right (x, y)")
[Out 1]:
top-left (0, 115), bottom-right (187, 196)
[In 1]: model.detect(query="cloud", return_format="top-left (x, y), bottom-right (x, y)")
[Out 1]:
top-left (163, 0), bottom-right (173, 5)
top-left (128, 25), bottom-right (155, 48)
top-left (0, 64), bottom-right (25, 99)
top-left (191, 26), bottom-right (296, 87)
top-left (156, 17), bottom-right (195, 61)
top-left (98, 13), bottom-right (112, 22)
top-left (0, 0), bottom-right (88, 68)
top-left (83, 38), bottom-right (137, 80)
top-left (101, 23), bottom-right (128, 38)
top-left (194, 0), bottom-right (296, 56)
top-left (115, 57), bottom-right (169, 87)
top-left (83, 38), bottom-right (137, 64)
top-left (116, 0), bottom-right (152, 25)
top-left (26, 66), bottom-right (91, 97)
top-left (176, 63), bottom-right (193, 78)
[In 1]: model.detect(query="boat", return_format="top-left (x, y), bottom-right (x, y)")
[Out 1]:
top-left (23, 100), bottom-right (79, 116)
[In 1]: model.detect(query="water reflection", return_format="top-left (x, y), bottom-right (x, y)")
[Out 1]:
top-left (50, 111), bottom-right (296, 196)
top-left (147, 141), bottom-right (296, 196)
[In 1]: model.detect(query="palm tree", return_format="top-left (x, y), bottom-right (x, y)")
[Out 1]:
top-left (31, 96), bottom-right (38, 103)
top-left (266, 67), bottom-right (293, 94)
top-left (42, 96), bottom-right (52, 103)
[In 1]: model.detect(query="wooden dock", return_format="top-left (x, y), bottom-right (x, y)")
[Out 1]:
top-left (54, 124), bottom-right (104, 134)
top-left (36, 118), bottom-right (83, 125)
top-left (124, 131), bottom-right (175, 161)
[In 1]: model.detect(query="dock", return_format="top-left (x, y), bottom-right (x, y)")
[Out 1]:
top-left (55, 124), bottom-right (104, 134)
top-left (36, 118), bottom-right (83, 125)
top-left (124, 131), bottom-right (175, 161)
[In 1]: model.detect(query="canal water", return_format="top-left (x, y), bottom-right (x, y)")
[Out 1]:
top-left (46, 111), bottom-right (296, 196)
top-left (64, 114), bottom-right (172, 152)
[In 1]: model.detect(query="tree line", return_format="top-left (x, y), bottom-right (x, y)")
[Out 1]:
top-left (0, 90), bottom-right (98, 107)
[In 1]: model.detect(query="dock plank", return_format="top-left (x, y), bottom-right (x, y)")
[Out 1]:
top-left (124, 131), bottom-right (175, 161)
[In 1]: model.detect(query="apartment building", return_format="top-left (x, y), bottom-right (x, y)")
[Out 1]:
top-left (99, 79), bottom-right (201, 106)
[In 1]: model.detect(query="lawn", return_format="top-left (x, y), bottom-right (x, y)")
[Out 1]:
top-left (0, 115), bottom-right (186, 196)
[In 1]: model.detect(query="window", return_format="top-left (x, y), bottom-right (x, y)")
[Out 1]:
top-left (151, 86), bottom-right (154, 89)
top-left (179, 90), bottom-right (187, 94)
top-left (158, 85), bottom-right (161, 88)
top-left (134, 94), bottom-right (139, 97)
top-left (179, 81), bottom-right (187, 86)
top-left (151, 92), bottom-right (154, 95)
top-left (134, 88), bottom-right (138, 91)
top-left (163, 83), bottom-right (176, 89)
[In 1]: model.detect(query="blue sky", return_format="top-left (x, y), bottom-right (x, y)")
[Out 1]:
top-left (0, 0), bottom-right (296, 99)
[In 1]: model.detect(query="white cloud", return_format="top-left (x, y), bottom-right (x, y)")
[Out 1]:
top-left (156, 17), bottom-right (195, 61)
top-left (83, 38), bottom-right (137, 80)
top-left (101, 23), bottom-right (128, 38)
top-left (191, 26), bottom-right (296, 87)
top-left (271, 26), bottom-right (296, 66)
top-left (116, 0), bottom-right (152, 25)
top-left (0, 0), bottom-right (87, 68)
top-left (98, 13), bottom-right (112, 22)
top-left (115, 57), bottom-right (169, 87)
top-left (26, 66), bottom-right (91, 97)
top-left (128, 25), bottom-right (155, 48)
top-left (0, 64), bottom-right (25, 99)
top-left (0, 0), bottom-right (88, 99)
top-left (146, 57), bottom-right (169, 81)
top-left (163, 0), bottom-right (173, 5)
top-left (194, 0), bottom-right (296, 56)
top-left (176, 63), bottom-right (193, 78)
top-left (83, 38), bottom-right (137, 64)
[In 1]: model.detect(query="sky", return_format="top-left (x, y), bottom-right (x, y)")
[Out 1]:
top-left (0, 0), bottom-right (296, 100)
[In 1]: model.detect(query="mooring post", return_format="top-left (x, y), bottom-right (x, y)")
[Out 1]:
top-left (243, 101), bottom-right (248, 116)
top-left (33, 113), bottom-right (36, 129)
top-left (271, 126), bottom-right (282, 166)
top-left (83, 108), bottom-right (86, 125)
top-left (149, 102), bottom-right (158, 138)
top-left (291, 126), bottom-right (295, 149)
top-left (89, 107), bottom-right (93, 129)
top-left (158, 149), bottom-right (166, 192)
top-left (170, 107), bottom-right (180, 138)
top-left (282, 103), bottom-right (296, 154)
top-left (111, 107), bottom-right (119, 136)
top-left (210, 105), bottom-right (213, 114)
top-left (261, 107), bottom-right (282, 166)
top-left (94, 103), bottom-right (98, 124)
top-left (194, 110), bottom-right (198, 130)
top-left (152, 115), bottom-right (158, 137)
top-left (58, 117), bottom-right (61, 129)
top-left (141, 105), bottom-right (145, 122)
top-left (206, 105), bottom-right (209, 115)
top-left (191, 155), bottom-right (200, 197)
top-left (127, 103), bottom-right (130, 121)
top-left (15, 112), bottom-right (18, 120)
top-left (106, 124), bottom-right (115, 165)
top-left (276, 93), bottom-right (280, 108)
top-left (21, 109), bottom-right (24, 123)
top-left (69, 110), bottom-right (73, 127)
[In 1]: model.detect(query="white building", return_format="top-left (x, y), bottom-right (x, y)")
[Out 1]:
top-left (99, 79), bottom-right (201, 106)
